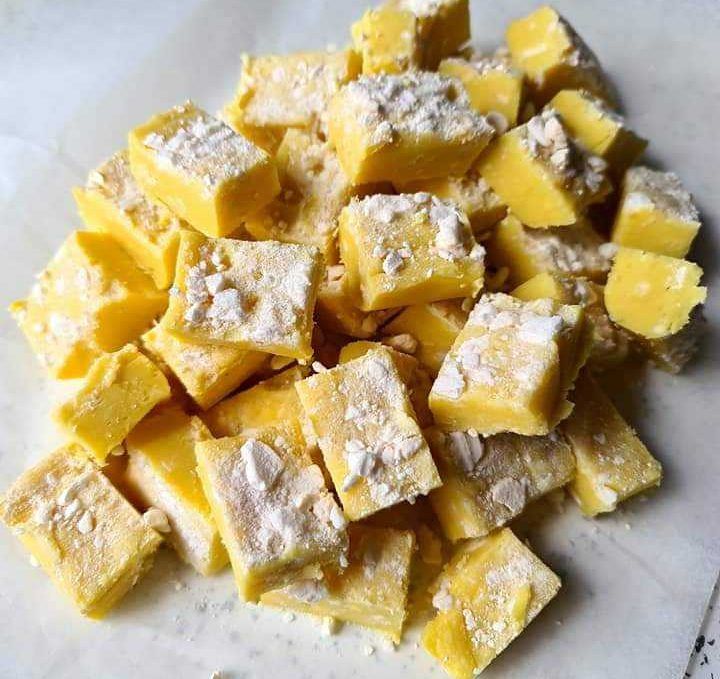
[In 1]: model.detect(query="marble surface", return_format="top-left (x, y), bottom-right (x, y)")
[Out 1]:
top-left (1, 1), bottom-right (719, 678)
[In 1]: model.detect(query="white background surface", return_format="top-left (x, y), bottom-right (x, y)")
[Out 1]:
top-left (1, 1), bottom-right (719, 678)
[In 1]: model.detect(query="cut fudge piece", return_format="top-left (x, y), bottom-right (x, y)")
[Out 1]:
top-left (224, 50), bottom-right (361, 137)
top-left (338, 341), bottom-right (434, 428)
top-left (388, 0), bottom-right (470, 68)
top-left (244, 128), bottom-right (353, 263)
top-left (476, 108), bottom-right (611, 228)
top-left (262, 525), bottom-right (415, 643)
top-left (53, 344), bottom-right (171, 463)
top-left (339, 193), bottom-right (485, 311)
top-left (486, 214), bottom-right (613, 286)
top-left (161, 232), bottom-right (323, 360)
top-left (439, 53), bottom-right (525, 128)
top-left (562, 373), bottom-right (662, 515)
top-left (9, 230), bottom-right (167, 379)
top-left (328, 72), bottom-right (495, 185)
top-left (549, 90), bottom-right (647, 176)
top-left (610, 166), bottom-right (701, 258)
top-left (506, 5), bottom-right (611, 105)
top-left (73, 150), bottom-right (186, 288)
top-left (0, 445), bottom-right (162, 618)
top-left (142, 324), bottom-right (268, 410)
top-left (397, 166), bottom-right (507, 235)
top-left (422, 529), bottom-right (561, 678)
top-left (296, 347), bottom-right (441, 520)
top-left (426, 428), bottom-right (575, 541)
top-left (429, 293), bottom-right (590, 436)
top-left (383, 300), bottom-right (468, 375)
top-left (195, 426), bottom-right (348, 601)
top-left (125, 406), bottom-right (228, 575)
top-left (128, 102), bottom-right (279, 237)
top-left (351, 6), bottom-right (421, 75)
top-left (605, 247), bottom-right (706, 339)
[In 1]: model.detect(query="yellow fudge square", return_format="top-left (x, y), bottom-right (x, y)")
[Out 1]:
top-left (73, 150), bottom-right (186, 288)
top-left (383, 300), bottom-right (468, 375)
top-left (506, 5), bottom-right (611, 106)
top-left (611, 166), bottom-right (701, 258)
top-left (439, 54), bottom-right (525, 129)
top-left (338, 341), bottom-right (434, 428)
top-left (128, 101), bottom-right (279, 237)
top-left (262, 525), bottom-right (415, 643)
top-left (226, 50), bottom-right (361, 136)
top-left (125, 406), bottom-right (228, 575)
top-left (161, 232), bottom-right (323, 360)
top-left (549, 90), bottom-right (647, 176)
top-left (388, 0), bottom-right (470, 69)
top-left (397, 166), bottom-right (507, 236)
top-left (296, 347), bottom-right (441, 520)
top-left (562, 373), bottom-right (662, 515)
top-left (422, 528), bottom-right (561, 678)
top-left (429, 293), bottom-right (590, 436)
top-left (476, 109), bottom-right (611, 228)
top-left (195, 426), bottom-right (348, 601)
top-left (426, 428), bottom-right (575, 541)
top-left (244, 128), bottom-right (353, 264)
top-left (142, 324), bottom-right (268, 410)
top-left (339, 193), bottom-right (485, 311)
top-left (486, 214), bottom-right (614, 286)
top-left (9, 230), bottom-right (167, 379)
top-left (53, 344), bottom-right (171, 463)
top-left (604, 247), bottom-right (706, 339)
top-left (0, 444), bottom-right (162, 618)
top-left (351, 6), bottom-right (421, 75)
top-left (328, 71), bottom-right (495, 185)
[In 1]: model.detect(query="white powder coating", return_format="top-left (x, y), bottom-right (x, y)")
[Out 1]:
top-left (448, 430), bottom-right (485, 473)
top-left (490, 478), bottom-right (528, 513)
top-left (143, 102), bottom-right (266, 193)
top-left (340, 72), bottom-right (495, 146)
top-left (624, 166), bottom-right (700, 223)
top-left (241, 439), bottom-right (284, 491)
top-left (283, 577), bottom-right (329, 603)
top-left (431, 359), bottom-right (465, 399)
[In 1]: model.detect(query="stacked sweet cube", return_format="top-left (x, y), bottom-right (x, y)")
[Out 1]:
top-left (1, 2), bottom-right (708, 677)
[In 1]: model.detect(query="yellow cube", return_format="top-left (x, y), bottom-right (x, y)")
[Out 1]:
top-left (339, 193), bottom-right (485, 311)
top-left (53, 344), bottom-right (171, 463)
top-left (562, 373), bottom-right (662, 515)
top-left (161, 232), bottom-right (323, 360)
top-left (296, 347), bottom-right (441, 520)
top-left (486, 214), bottom-right (613, 286)
top-left (422, 529), bottom-right (561, 678)
top-left (0, 444), bottom-right (162, 618)
top-left (244, 128), bottom-right (353, 264)
top-left (549, 90), bottom-right (647, 176)
top-left (426, 428), bottom-right (575, 541)
top-left (388, 0), bottom-right (470, 68)
top-left (439, 54), bottom-right (525, 128)
top-left (225, 50), bottom-right (361, 137)
top-left (338, 341), bottom-right (434, 428)
top-left (351, 6), bottom-right (421, 75)
top-left (476, 109), bottom-right (611, 228)
top-left (610, 166), bottom-right (701, 258)
top-left (262, 525), bottom-right (415, 643)
top-left (195, 426), bottom-right (348, 601)
top-left (328, 72), bottom-right (495, 185)
top-left (72, 150), bottom-right (186, 288)
top-left (9, 230), bottom-right (167, 379)
top-left (605, 247), bottom-right (706, 339)
top-left (397, 166), bottom-right (507, 236)
top-left (142, 324), bottom-right (268, 410)
top-left (383, 300), bottom-right (468, 375)
top-left (125, 406), bottom-right (228, 575)
top-left (506, 5), bottom-right (611, 105)
top-left (429, 293), bottom-right (590, 436)
top-left (128, 101), bottom-right (280, 237)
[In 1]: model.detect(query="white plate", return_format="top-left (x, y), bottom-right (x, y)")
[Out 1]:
top-left (1, 1), bottom-right (719, 678)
